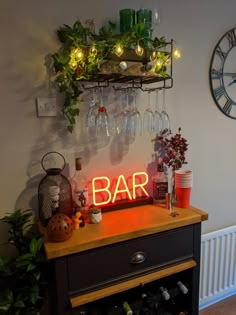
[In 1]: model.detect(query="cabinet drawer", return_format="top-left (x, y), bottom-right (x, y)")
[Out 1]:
top-left (67, 225), bottom-right (194, 295)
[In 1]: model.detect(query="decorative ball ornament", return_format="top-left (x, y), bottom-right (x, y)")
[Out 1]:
top-left (119, 61), bottom-right (128, 71)
top-left (46, 213), bottom-right (73, 242)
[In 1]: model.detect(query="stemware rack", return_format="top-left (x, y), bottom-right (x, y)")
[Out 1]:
top-left (82, 40), bottom-right (173, 93)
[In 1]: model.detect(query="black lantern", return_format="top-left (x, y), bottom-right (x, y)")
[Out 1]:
top-left (38, 152), bottom-right (73, 226)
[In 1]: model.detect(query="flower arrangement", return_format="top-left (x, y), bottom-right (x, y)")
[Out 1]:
top-left (155, 128), bottom-right (188, 170)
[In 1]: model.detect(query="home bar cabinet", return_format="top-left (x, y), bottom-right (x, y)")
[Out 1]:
top-left (42, 204), bottom-right (208, 315)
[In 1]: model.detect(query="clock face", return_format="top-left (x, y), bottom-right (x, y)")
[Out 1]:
top-left (209, 27), bottom-right (236, 119)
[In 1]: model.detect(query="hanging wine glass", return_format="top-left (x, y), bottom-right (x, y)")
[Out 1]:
top-left (153, 90), bottom-right (162, 135)
top-left (126, 89), bottom-right (142, 136)
top-left (123, 88), bottom-right (131, 133)
top-left (95, 88), bottom-right (111, 137)
top-left (153, 8), bottom-right (161, 27)
top-left (150, 8), bottom-right (161, 38)
top-left (112, 90), bottom-right (125, 135)
top-left (143, 91), bottom-right (154, 135)
top-left (86, 88), bottom-right (99, 135)
top-left (161, 89), bottom-right (170, 133)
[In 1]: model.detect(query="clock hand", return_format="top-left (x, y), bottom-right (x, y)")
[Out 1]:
top-left (228, 78), bottom-right (236, 86)
top-left (223, 72), bottom-right (236, 76)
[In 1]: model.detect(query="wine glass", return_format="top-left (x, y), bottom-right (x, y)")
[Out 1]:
top-left (153, 8), bottom-right (161, 27)
top-left (112, 90), bottom-right (125, 135)
top-left (86, 88), bottom-right (99, 135)
top-left (153, 91), bottom-right (162, 135)
top-left (161, 89), bottom-right (170, 132)
top-left (143, 91), bottom-right (154, 135)
top-left (123, 89), bottom-right (131, 132)
top-left (95, 88), bottom-right (111, 137)
top-left (126, 89), bottom-right (142, 136)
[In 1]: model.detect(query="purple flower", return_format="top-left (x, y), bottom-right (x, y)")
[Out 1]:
top-left (155, 127), bottom-right (189, 170)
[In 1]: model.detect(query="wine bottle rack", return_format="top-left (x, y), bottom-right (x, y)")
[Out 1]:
top-left (72, 269), bottom-right (193, 314)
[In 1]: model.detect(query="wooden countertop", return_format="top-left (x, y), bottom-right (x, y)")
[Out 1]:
top-left (42, 204), bottom-right (208, 260)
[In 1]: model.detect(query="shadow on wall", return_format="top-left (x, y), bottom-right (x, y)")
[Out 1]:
top-left (15, 171), bottom-right (44, 221)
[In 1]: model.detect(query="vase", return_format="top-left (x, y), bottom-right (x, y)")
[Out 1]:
top-left (167, 166), bottom-right (177, 204)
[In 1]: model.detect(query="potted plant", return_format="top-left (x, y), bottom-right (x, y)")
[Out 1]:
top-left (0, 209), bottom-right (48, 315)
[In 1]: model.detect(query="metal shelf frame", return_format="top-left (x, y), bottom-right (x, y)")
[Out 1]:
top-left (82, 40), bottom-right (174, 93)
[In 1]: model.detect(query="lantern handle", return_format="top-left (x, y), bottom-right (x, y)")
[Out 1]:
top-left (41, 151), bottom-right (66, 172)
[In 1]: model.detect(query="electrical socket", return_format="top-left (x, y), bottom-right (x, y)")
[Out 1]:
top-left (36, 97), bottom-right (57, 117)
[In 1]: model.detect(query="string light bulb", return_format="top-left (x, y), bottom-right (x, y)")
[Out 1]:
top-left (69, 60), bottom-right (78, 70)
top-left (173, 48), bottom-right (181, 59)
top-left (89, 46), bottom-right (97, 56)
top-left (75, 48), bottom-right (84, 61)
top-left (154, 60), bottom-right (163, 72)
top-left (165, 57), bottom-right (171, 66)
top-left (114, 44), bottom-right (124, 57)
top-left (135, 44), bottom-right (144, 56)
top-left (150, 51), bottom-right (157, 62)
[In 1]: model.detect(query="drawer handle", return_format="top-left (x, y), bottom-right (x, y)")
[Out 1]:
top-left (130, 252), bottom-right (146, 264)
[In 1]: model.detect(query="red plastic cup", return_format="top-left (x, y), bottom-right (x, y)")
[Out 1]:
top-left (176, 187), bottom-right (191, 208)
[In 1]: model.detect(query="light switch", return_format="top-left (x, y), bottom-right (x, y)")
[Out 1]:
top-left (37, 97), bottom-right (57, 117)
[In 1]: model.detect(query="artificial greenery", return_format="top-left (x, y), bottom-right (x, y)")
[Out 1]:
top-left (0, 209), bottom-right (47, 315)
top-left (52, 19), bottom-right (170, 132)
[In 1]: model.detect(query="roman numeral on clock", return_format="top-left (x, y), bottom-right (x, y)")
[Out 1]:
top-left (222, 99), bottom-right (233, 114)
top-left (211, 68), bottom-right (222, 80)
top-left (213, 85), bottom-right (225, 100)
top-left (227, 29), bottom-right (236, 48)
top-left (216, 46), bottom-right (227, 62)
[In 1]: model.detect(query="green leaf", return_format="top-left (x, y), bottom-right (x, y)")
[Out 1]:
top-left (14, 301), bottom-right (25, 308)
top-left (33, 270), bottom-right (41, 281)
top-left (0, 305), bottom-right (11, 311)
top-left (30, 238), bottom-right (37, 256)
top-left (67, 125), bottom-right (73, 133)
top-left (30, 286), bottom-right (39, 305)
top-left (27, 263), bottom-right (36, 272)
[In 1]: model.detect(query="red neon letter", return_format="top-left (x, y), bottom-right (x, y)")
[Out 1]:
top-left (112, 175), bottom-right (132, 203)
top-left (132, 172), bottom-right (149, 199)
top-left (92, 176), bottom-right (112, 206)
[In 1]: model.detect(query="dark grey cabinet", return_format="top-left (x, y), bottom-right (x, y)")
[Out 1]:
top-left (43, 205), bottom-right (207, 315)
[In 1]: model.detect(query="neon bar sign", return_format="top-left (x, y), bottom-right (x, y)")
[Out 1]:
top-left (92, 171), bottom-right (149, 206)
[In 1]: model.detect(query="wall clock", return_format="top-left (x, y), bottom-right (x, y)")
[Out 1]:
top-left (209, 27), bottom-right (236, 119)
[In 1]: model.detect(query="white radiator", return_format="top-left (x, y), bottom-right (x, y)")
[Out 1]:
top-left (199, 225), bottom-right (236, 309)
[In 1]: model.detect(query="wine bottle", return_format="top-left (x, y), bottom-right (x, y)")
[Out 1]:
top-left (160, 286), bottom-right (170, 301)
top-left (122, 301), bottom-right (133, 315)
top-left (70, 158), bottom-right (88, 211)
top-left (177, 281), bottom-right (188, 295)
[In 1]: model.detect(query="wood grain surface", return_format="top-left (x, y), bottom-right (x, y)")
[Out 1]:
top-left (41, 204), bottom-right (208, 259)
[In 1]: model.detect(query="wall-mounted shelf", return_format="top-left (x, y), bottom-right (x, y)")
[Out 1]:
top-left (82, 40), bottom-right (173, 92)
top-left (52, 18), bottom-right (176, 131)
top-left (82, 73), bottom-right (173, 91)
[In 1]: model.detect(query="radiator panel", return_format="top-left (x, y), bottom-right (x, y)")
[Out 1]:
top-left (200, 226), bottom-right (236, 309)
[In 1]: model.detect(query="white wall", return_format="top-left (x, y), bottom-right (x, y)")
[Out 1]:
top-left (1, 0), bottom-right (236, 245)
